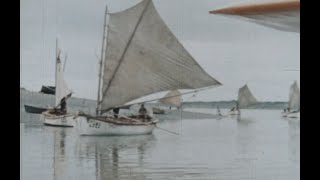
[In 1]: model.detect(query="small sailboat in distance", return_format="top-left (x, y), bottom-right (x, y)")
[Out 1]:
top-left (40, 39), bottom-right (74, 127)
top-left (160, 90), bottom-right (182, 109)
top-left (283, 81), bottom-right (300, 118)
top-left (229, 84), bottom-right (258, 115)
top-left (153, 90), bottom-right (182, 114)
top-left (73, 0), bottom-right (222, 136)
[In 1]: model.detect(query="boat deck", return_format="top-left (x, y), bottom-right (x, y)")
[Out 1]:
top-left (79, 113), bottom-right (157, 126)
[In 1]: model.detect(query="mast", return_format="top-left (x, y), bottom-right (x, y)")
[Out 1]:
top-left (55, 38), bottom-right (58, 98)
top-left (96, 5), bottom-right (108, 115)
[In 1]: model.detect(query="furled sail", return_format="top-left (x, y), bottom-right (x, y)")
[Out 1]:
top-left (210, 0), bottom-right (300, 33)
top-left (55, 49), bottom-right (72, 106)
top-left (237, 84), bottom-right (257, 108)
top-left (288, 81), bottom-right (300, 110)
top-left (159, 90), bottom-right (182, 107)
top-left (100, 0), bottom-right (221, 112)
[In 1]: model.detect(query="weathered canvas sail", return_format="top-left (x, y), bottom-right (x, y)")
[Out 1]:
top-left (55, 49), bottom-right (72, 106)
top-left (237, 84), bottom-right (257, 108)
top-left (100, 0), bottom-right (221, 112)
top-left (210, 0), bottom-right (300, 33)
top-left (159, 90), bottom-right (182, 107)
top-left (288, 81), bottom-right (300, 110)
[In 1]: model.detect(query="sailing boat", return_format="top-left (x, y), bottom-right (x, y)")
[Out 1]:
top-left (283, 81), bottom-right (300, 118)
top-left (160, 90), bottom-right (182, 109)
top-left (153, 90), bottom-right (182, 114)
top-left (229, 84), bottom-right (258, 115)
top-left (40, 40), bottom-right (74, 127)
top-left (73, 0), bottom-right (222, 136)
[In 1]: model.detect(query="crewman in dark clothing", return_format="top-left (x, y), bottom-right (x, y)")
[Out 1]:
top-left (113, 108), bottom-right (120, 118)
top-left (138, 104), bottom-right (147, 119)
top-left (60, 97), bottom-right (67, 114)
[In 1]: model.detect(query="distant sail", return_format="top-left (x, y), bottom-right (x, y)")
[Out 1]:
top-left (55, 49), bottom-right (72, 106)
top-left (237, 84), bottom-right (257, 108)
top-left (159, 90), bottom-right (182, 107)
top-left (100, 0), bottom-right (221, 112)
top-left (210, 0), bottom-right (300, 33)
top-left (288, 81), bottom-right (300, 110)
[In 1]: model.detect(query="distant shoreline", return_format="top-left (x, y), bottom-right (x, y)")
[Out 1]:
top-left (20, 88), bottom-right (287, 110)
top-left (180, 101), bottom-right (287, 110)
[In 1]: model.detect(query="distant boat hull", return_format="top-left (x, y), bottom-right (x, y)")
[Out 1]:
top-left (41, 111), bottom-right (75, 127)
top-left (74, 114), bottom-right (157, 136)
top-left (287, 111), bottom-right (300, 119)
top-left (152, 107), bottom-right (166, 114)
top-left (40, 85), bottom-right (56, 95)
top-left (24, 104), bottom-right (48, 114)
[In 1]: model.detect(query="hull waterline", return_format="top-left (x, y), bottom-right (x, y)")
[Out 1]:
top-left (41, 111), bottom-right (75, 127)
top-left (287, 111), bottom-right (300, 119)
top-left (74, 115), bottom-right (157, 136)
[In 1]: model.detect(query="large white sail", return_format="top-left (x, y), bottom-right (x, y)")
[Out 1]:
top-left (55, 49), bottom-right (72, 106)
top-left (99, 0), bottom-right (221, 112)
top-left (288, 81), bottom-right (300, 110)
top-left (237, 84), bottom-right (257, 109)
top-left (159, 90), bottom-right (182, 107)
top-left (210, 0), bottom-right (300, 33)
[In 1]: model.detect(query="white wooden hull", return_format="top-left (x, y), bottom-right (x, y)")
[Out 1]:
top-left (74, 115), bottom-right (157, 136)
top-left (287, 111), bottom-right (300, 119)
top-left (41, 111), bottom-right (75, 127)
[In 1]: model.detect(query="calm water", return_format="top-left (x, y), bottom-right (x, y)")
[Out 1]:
top-left (20, 109), bottom-right (299, 180)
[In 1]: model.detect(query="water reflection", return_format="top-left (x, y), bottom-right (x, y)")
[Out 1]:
top-left (75, 135), bottom-right (156, 180)
top-left (236, 115), bottom-right (255, 125)
top-left (235, 115), bottom-right (256, 156)
top-left (52, 128), bottom-right (68, 180)
top-left (288, 119), bottom-right (300, 163)
top-left (21, 108), bottom-right (299, 180)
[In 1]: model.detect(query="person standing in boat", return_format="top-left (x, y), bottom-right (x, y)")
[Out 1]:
top-left (60, 97), bottom-right (67, 114)
top-left (113, 108), bottom-right (120, 118)
top-left (139, 104), bottom-right (147, 119)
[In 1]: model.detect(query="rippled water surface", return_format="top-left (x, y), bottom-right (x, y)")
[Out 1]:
top-left (21, 108), bottom-right (299, 180)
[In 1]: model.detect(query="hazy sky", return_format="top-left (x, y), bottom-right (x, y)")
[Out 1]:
top-left (20, 0), bottom-right (300, 102)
